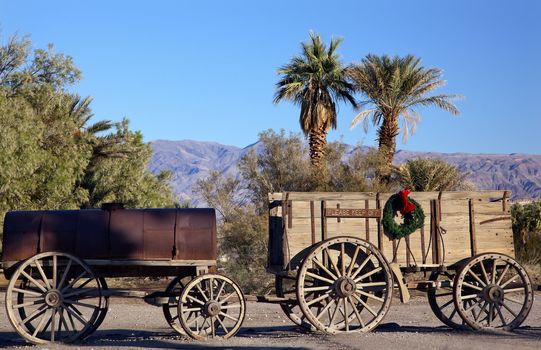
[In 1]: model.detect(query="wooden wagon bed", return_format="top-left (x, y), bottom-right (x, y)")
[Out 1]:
top-left (268, 190), bottom-right (514, 273)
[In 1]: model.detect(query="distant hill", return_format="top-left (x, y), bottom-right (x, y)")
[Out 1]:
top-left (149, 140), bottom-right (541, 205)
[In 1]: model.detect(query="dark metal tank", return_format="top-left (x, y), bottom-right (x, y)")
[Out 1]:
top-left (1, 207), bottom-right (217, 276)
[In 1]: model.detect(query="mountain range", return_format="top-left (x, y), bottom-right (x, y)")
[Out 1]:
top-left (148, 140), bottom-right (541, 205)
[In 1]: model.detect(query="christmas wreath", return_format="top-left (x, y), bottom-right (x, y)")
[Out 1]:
top-left (382, 189), bottom-right (425, 239)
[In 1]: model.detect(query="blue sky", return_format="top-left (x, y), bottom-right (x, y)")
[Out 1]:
top-left (1, 0), bottom-right (540, 154)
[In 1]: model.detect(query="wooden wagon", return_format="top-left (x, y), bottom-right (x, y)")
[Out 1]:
top-left (267, 190), bottom-right (535, 333)
top-left (1, 206), bottom-right (246, 344)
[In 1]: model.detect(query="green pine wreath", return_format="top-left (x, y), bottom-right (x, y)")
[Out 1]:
top-left (382, 193), bottom-right (425, 239)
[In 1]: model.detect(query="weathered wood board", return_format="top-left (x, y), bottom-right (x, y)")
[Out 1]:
top-left (268, 191), bottom-right (514, 271)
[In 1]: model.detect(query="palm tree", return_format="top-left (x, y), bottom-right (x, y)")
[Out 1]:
top-left (274, 32), bottom-right (356, 169)
top-left (348, 54), bottom-right (460, 183)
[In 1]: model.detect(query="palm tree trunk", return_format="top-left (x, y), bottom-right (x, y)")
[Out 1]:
top-left (377, 116), bottom-right (399, 184)
top-left (309, 126), bottom-right (327, 169)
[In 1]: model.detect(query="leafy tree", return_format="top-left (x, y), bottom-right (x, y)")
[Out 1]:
top-left (396, 158), bottom-right (473, 192)
top-left (274, 32), bottom-right (356, 171)
top-left (348, 54), bottom-right (460, 182)
top-left (81, 119), bottom-right (176, 208)
top-left (0, 34), bottom-right (177, 255)
top-left (512, 201), bottom-right (541, 266)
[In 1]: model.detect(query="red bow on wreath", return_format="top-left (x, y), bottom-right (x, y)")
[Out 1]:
top-left (399, 189), bottom-right (416, 215)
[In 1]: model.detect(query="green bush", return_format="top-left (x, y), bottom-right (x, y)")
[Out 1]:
top-left (512, 201), bottom-right (541, 266)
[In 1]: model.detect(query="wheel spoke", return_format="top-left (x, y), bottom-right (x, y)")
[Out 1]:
top-left (219, 311), bottom-right (239, 322)
top-left (348, 296), bottom-right (365, 327)
top-left (487, 304), bottom-right (494, 326)
top-left (304, 285), bottom-right (332, 292)
top-left (356, 290), bottom-right (384, 303)
top-left (64, 299), bottom-right (99, 310)
top-left (22, 304), bottom-right (48, 324)
top-left (52, 255), bottom-right (58, 289)
top-left (439, 299), bottom-right (454, 310)
top-left (219, 292), bottom-right (236, 305)
top-left (434, 291), bottom-right (454, 298)
top-left (340, 243), bottom-right (346, 276)
top-left (62, 271), bottom-right (87, 292)
top-left (344, 298), bottom-right (349, 331)
top-left (34, 259), bottom-right (52, 290)
top-left (500, 302), bottom-right (518, 317)
top-left (64, 304), bottom-right (89, 325)
top-left (462, 282), bottom-right (483, 291)
top-left (461, 293), bottom-right (479, 301)
top-left (316, 299), bottom-right (336, 320)
top-left (216, 315), bottom-right (229, 334)
top-left (324, 248), bottom-right (342, 277)
top-left (20, 271), bottom-right (48, 293)
top-left (357, 281), bottom-right (387, 288)
top-left (354, 267), bottom-right (382, 283)
top-left (350, 253), bottom-right (372, 280)
top-left (13, 299), bottom-right (45, 309)
top-left (346, 246), bottom-right (361, 276)
top-left (496, 264), bottom-right (510, 286)
top-left (306, 291), bottom-right (332, 307)
top-left (312, 257), bottom-right (338, 280)
top-left (500, 274), bottom-right (520, 289)
top-left (13, 287), bottom-right (43, 297)
top-left (496, 305), bottom-right (507, 326)
top-left (209, 278), bottom-right (214, 300)
top-left (32, 311), bottom-right (49, 337)
top-left (196, 284), bottom-right (209, 302)
top-left (306, 271), bottom-right (334, 284)
top-left (479, 261), bottom-right (490, 285)
top-left (465, 298), bottom-right (483, 312)
top-left (503, 287), bottom-right (525, 294)
top-left (505, 297), bottom-right (525, 305)
top-left (467, 270), bottom-right (487, 287)
top-left (50, 308), bottom-right (57, 342)
top-left (352, 294), bottom-right (377, 317)
top-left (216, 281), bottom-right (226, 300)
top-left (58, 259), bottom-right (72, 290)
top-left (328, 300), bottom-right (341, 327)
top-left (221, 303), bottom-right (242, 309)
top-left (186, 294), bottom-right (206, 306)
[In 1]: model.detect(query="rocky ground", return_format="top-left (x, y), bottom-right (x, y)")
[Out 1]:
top-left (0, 290), bottom-right (539, 350)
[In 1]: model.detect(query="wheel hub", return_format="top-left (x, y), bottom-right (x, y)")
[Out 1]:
top-left (204, 300), bottom-right (221, 317)
top-left (484, 284), bottom-right (504, 303)
top-left (335, 277), bottom-right (356, 298)
top-left (44, 289), bottom-right (63, 308)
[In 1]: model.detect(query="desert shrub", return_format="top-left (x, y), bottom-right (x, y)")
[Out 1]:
top-left (512, 201), bottom-right (541, 266)
top-left (396, 158), bottom-right (473, 192)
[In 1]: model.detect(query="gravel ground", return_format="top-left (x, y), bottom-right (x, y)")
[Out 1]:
top-left (0, 291), bottom-right (540, 350)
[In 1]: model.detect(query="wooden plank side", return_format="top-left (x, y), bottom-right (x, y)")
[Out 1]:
top-left (269, 191), bottom-right (513, 269)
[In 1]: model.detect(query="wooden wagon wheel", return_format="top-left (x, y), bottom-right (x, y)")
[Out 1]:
top-left (275, 275), bottom-right (316, 331)
top-left (178, 274), bottom-right (246, 339)
top-left (162, 275), bottom-right (192, 334)
top-left (80, 277), bottom-right (109, 340)
top-left (427, 271), bottom-right (469, 330)
top-left (453, 253), bottom-right (534, 330)
top-left (297, 237), bottom-right (393, 333)
top-left (5, 252), bottom-right (103, 344)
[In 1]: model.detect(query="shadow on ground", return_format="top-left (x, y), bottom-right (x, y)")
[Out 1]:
top-left (0, 324), bottom-right (540, 349)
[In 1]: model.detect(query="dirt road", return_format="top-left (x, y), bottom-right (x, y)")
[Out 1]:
top-left (0, 292), bottom-right (540, 350)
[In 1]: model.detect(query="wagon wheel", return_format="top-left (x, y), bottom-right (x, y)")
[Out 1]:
top-left (5, 252), bottom-right (103, 344)
top-left (162, 275), bottom-right (192, 334)
top-left (427, 271), bottom-right (469, 330)
top-left (453, 253), bottom-right (534, 330)
top-left (80, 277), bottom-right (109, 339)
top-left (178, 274), bottom-right (246, 339)
top-left (297, 237), bottom-right (393, 334)
top-left (275, 275), bottom-right (316, 331)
